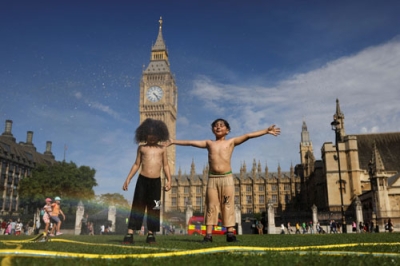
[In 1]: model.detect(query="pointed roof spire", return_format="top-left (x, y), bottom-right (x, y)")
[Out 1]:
top-left (190, 158), bottom-right (196, 176)
top-left (336, 98), bottom-right (342, 115)
top-left (152, 16), bottom-right (166, 51)
top-left (301, 120), bottom-right (311, 144)
top-left (371, 141), bottom-right (385, 173)
top-left (333, 98), bottom-right (346, 139)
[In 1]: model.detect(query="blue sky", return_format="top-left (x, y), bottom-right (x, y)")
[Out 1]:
top-left (1, 1), bottom-right (400, 200)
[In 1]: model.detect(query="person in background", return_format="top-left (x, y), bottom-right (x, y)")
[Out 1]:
top-left (50, 196), bottom-right (66, 236)
top-left (352, 221), bottom-right (357, 233)
top-left (10, 219), bottom-right (16, 235)
top-left (1, 219), bottom-right (6, 235)
top-left (257, 220), bottom-right (264, 235)
top-left (80, 214), bottom-right (89, 235)
top-left (35, 219), bottom-right (41, 235)
top-left (42, 198), bottom-right (53, 239)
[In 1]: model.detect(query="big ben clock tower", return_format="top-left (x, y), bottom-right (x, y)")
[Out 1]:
top-left (139, 17), bottom-right (177, 175)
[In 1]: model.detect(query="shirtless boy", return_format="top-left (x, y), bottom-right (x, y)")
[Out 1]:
top-left (168, 118), bottom-right (280, 242)
top-left (122, 118), bottom-right (172, 244)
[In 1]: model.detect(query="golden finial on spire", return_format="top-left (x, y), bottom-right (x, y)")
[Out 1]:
top-left (159, 16), bottom-right (163, 30)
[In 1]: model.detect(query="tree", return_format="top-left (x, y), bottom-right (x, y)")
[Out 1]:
top-left (98, 193), bottom-right (130, 209)
top-left (18, 161), bottom-right (97, 213)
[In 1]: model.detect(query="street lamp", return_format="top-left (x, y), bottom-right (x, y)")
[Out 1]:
top-left (368, 161), bottom-right (379, 233)
top-left (331, 119), bottom-right (347, 233)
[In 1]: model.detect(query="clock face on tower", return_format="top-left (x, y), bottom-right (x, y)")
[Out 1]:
top-left (146, 86), bottom-right (163, 102)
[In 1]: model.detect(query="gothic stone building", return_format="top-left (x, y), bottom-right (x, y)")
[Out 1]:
top-left (165, 160), bottom-right (301, 216)
top-left (0, 120), bottom-right (56, 214)
top-left (298, 99), bottom-right (400, 227)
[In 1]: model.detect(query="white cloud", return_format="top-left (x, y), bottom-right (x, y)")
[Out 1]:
top-left (184, 38), bottom-right (400, 174)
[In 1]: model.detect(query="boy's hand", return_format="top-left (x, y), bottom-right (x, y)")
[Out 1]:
top-left (162, 139), bottom-right (173, 147)
top-left (267, 125), bottom-right (281, 136)
top-left (122, 181), bottom-right (129, 191)
top-left (164, 180), bottom-right (171, 191)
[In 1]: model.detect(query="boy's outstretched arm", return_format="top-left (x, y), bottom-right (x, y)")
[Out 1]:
top-left (233, 125), bottom-right (280, 146)
top-left (167, 139), bottom-right (208, 149)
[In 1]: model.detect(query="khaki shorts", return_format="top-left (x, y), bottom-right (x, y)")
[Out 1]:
top-left (205, 173), bottom-right (235, 227)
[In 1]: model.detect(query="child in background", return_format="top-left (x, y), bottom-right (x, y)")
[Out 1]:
top-left (42, 198), bottom-right (53, 238)
top-left (50, 196), bottom-right (66, 236)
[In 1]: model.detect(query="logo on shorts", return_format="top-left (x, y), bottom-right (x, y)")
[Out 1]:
top-left (223, 195), bottom-right (230, 204)
top-left (153, 200), bottom-right (162, 210)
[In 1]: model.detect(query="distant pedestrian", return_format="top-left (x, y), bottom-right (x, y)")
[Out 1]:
top-left (50, 196), bottom-right (65, 236)
top-left (15, 220), bottom-right (22, 236)
top-left (35, 219), bottom-right (41, 235)
top-left (370, 221), bottom-right (374, 233)
top-left (309, 221), bottom-right (314, 234)
top-left (42, 198), bottom-right (53, 239)
top-left (257, 221), bottom-right (264, 235)
top-left (28, 219), bottom-right (34, 235)
top-left (387, 219), bottom-right (394, 233)
top-left (302, 222), bottom-right (307, 234)
top-left (287, 222), bottom-right (292, 234)
top-left (1, 220), bottom-right (6, 235)
top-left (352, 221), bottom-right (357, 233)
top-left (359, 221), bottom-right (363, 233)
top-left (280, 224), bottom-right (285, 234)
top-left (80, 214), bottom-right (89, 235)
top-left (10, 219), bottom-right (16, 235)
top-left (295, 222), bottom-right (301, 234)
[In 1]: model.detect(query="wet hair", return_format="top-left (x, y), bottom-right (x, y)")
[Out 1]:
top-left (135, 118), bottom-right (170, 143)
top-left (211, 118), bottom-right (231, 131)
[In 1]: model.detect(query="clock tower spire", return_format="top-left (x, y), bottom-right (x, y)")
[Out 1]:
top-left (139, 17), bottom-right (177, 175)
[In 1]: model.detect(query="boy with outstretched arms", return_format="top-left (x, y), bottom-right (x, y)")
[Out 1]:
top-left (168, 118), bottom-right (280, 242)
top-left (122, 118), bottom-right (172, 244)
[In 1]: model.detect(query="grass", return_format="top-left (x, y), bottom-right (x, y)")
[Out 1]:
top-left (0, 233), bottom-right (399, 265)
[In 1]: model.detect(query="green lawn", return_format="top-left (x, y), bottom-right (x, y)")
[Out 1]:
top-left (0, 233), bottom-right (399, 265)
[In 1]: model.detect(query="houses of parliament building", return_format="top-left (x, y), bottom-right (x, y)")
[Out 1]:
top-left (1, 18), bottom-right (399, 228)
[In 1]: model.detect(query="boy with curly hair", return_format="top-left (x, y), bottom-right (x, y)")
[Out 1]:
top-left (122, 118), bottom-right (172, 244)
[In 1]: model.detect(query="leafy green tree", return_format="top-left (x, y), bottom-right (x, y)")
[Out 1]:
top-left (98, 193), bottom-right (130, 209)
top-left (18, 161), bottom-right (97, 213)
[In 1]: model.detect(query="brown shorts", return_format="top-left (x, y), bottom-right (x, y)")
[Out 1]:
top-left (205, 173), bottom-right (235, 228)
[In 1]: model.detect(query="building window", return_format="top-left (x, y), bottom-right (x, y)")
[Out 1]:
top-left (272, 195), bottom-right (277, 203)
top-left (171, 197), bottom-right (177, 206)
top-left (235, 186), bottom-right (239, 193)
top-left (246, 185), bottom-right (252, 192)
top-left (196, 186), bottom-right (201, 194)
top-left (259, 185), bottom-right (264, 192)
top-left (171, 187), bottom-right (177, 194)
top-left (184, 197), bottom-right (190, 205)
top-left (285, 194), bottom-right (290, 204)
top-left (235, 196), bottom-right (239, 204)
top-left (184, 187), bottom-right (189, 194)
top-left (247, 208), bottom-right (252, 214)
top-left (284, 184), bottom-right (290, 191)
top-left (272, 184), bottom-right (277, 191)
top-left (196, 196), bottom-right (201, 206)
top-left (259, 195), bottom-right (265, 204)
top-left (246, 195), bottom-right (252, 204)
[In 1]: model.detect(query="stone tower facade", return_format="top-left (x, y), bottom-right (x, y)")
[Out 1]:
top-left (139, 17), bottom-right (177, 175)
